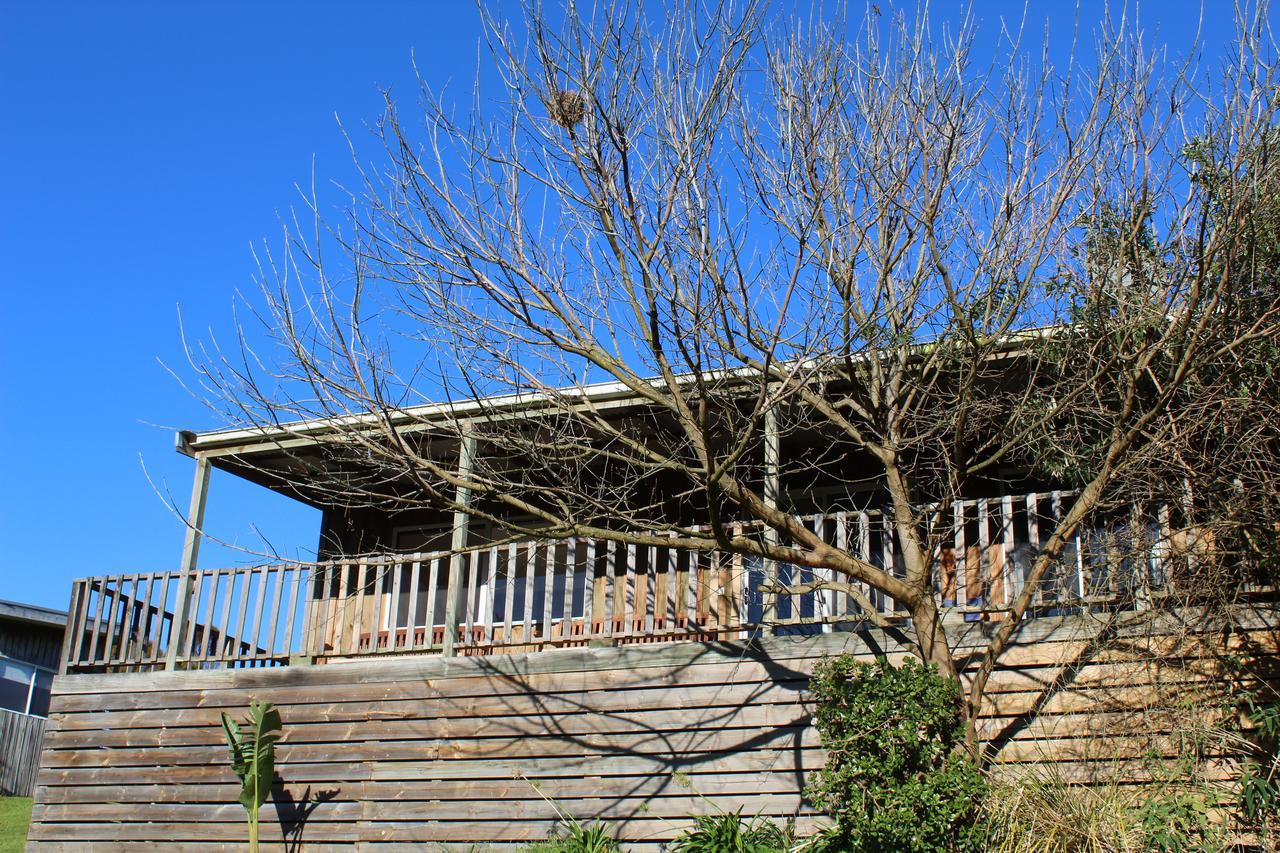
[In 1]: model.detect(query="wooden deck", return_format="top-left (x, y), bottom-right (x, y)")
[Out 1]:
top-left (58, 490), bottom-right (1210, 675)
top-left (26, 609), bottom-right (1277, 850)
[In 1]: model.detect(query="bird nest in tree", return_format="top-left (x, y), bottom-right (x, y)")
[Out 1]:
top-left (548, 89), bottom-right (587, 129)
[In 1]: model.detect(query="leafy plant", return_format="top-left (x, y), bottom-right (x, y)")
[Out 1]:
top-left (669, 809), bottom-right (791, 853)
top-left (1134, 790), bottom-right (1222, 853)
top-left (525, 820), bottom-right (619, 853)
top-left (220, 701), bottom-right (283, 852)
top-left (807, 655), bottom-right (988, 852)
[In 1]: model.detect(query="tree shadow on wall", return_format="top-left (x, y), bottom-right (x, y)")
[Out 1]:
top-left (452, 627), bottom-right (912, 833)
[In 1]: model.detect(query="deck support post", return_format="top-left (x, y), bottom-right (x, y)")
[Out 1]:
top-left (165, 455), bottom-right (211, 671)
top-left (442, 427), bottom-right (477, 657)
top-left (763, 405), bottom-right (780, 627)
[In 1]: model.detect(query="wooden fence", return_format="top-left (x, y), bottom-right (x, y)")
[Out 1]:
top-left (26, 608), bottom-right (1277, 850)
top-left (1, 708), bottom-right (47, 797)
top-left (61, 490), bottom-right (1211, 674)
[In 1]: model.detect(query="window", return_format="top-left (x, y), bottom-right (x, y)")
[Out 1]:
top-left (0, 658), bottom-right (53, 718)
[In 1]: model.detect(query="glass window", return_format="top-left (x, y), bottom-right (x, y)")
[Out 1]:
top-left (29, 670), bottom-right (53, 717)
top-left (0, 661), bottom-right (33, 714)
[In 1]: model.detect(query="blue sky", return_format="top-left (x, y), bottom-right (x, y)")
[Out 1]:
top-left (0, 1), bottom-right (1243, 611)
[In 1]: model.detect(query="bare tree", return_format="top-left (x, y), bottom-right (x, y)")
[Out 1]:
top-left (189, 1), bottom-right (1280, 744)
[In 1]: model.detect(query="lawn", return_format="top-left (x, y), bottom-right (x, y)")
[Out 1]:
top-left (0, 798), bottom-right (31, 853)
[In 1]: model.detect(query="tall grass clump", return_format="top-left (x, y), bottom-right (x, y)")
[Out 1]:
top-left (669, 810), bottom-right (792, 853)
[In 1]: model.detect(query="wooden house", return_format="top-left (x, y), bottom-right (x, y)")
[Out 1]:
top-left (26, 382), bottom-right (1276, 849)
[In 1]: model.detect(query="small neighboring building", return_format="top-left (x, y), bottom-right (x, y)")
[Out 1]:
top-left (0, 599), bottom-right (65, 719)
top-left (0, 598), bottom-right (66, 798)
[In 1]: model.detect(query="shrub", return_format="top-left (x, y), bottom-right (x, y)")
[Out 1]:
top-left (668, 810), bottom-right (791, 853)
top-left (807, 655), bottom-right (988, 852)
top-left (525, 821), bottom-right (619, 853)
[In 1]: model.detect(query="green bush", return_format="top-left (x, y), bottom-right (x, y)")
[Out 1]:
top-left (807, 655), bottom-right (988, 852)
top-left (668, 810), bottom-right (791, 853)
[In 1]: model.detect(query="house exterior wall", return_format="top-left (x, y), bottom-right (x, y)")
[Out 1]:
top-left (28, 609), bottom-right (1274, 849)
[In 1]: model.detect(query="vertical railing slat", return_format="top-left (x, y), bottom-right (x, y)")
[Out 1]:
top-left (80, 579), bottom-right (106, 668)
top-left (423, 555), bottom-right (441, 651)
top-left (976, 498), bottom-right (990, 613)
top-left (463, 550), bottom-right (479, 649)
top-left (1001, 494), bottom-right (1015, 609)
top-left (502, 543), bottom-right (518, 645)
top-left (99, 577), bottom-right (123, 667)
top-left (834, 512), bottom-right (848, 622)
top-left (622, 543), bottom-right (636, 639)
top-left (522, 542), bottom-right (537, 644)
top-left (350, 560), bottom-right (370, 656)
top-left (404, 558), bottom-right (421, 652)
top-left (581, 539), bottom-right (596, 641)
top-left (214, 568), bottom-right (236, 659)
top-left (539, 541), bottom-right (554, 645)
top-left (242, 567), bottom-right (269, 662)
top-left (685, 546), bottom-right (698, 633)
top-left (152, 572), bottom-right (173, 667)
top-left (560, 540), bottom-right (575, 642)
top-left (180, 570), bottom-right (205, 665)
top-left (116, 573), bottom-right (141, 666)
top-left (1025, 493), bottom-right (1041, 606)
top-left (280, 565), bottom-right (302, 662)
top-left (192, 570), bottom-right (219, 664)
top-left (263, 566), bottom-right (286, 662)
top-left (602, 541), bottom-right (615, 639)
top-left (881, 510), bottom-right (895, 614)
top-left (60, 580), bottom-right (87, 674)
top-left (647, 543), bottom-right (659, 637)
top-left (816, 515), bottom-right (833, 630)
top-left (857, 511), bottom-right (871, 614)
top-left (229, 568), bottom-right (255, 662)
top-left (387, 558), bottom-right (403, 653)
top-left (1156, 503), bottom-right (1172, 593)
top-left (670, 537), bottom-right (680, 630)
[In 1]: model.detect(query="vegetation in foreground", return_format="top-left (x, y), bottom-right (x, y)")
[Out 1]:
top-left (0, 798), bottom-right (32, 853)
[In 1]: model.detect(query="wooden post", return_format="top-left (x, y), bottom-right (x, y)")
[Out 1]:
top-left (441, 428), bottom-right (477, 657)
top-left (57, 581), bottom-right (85, 675)
top-left (165, 455), bottom-right (211, 671)
top-left (763, 405), bottom-right (780, 626)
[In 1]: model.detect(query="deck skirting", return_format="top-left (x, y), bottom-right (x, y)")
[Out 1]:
top-left (27, 608), bottom-right (1278, 850)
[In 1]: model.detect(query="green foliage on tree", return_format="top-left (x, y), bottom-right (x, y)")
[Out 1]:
top-left (807, 655), bottom-right (988, 852)
top-left (220, 701), bottom-right (283, 852)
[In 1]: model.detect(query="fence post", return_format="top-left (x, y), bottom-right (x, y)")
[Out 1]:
top-left (762, 405), bottom-right (780, 626)
top-left (57, 581), bottom-right (84, 675)
top-left (442, 427), bottom-right (477, 657)
top-left (165, 455), bottom-right (211, 671)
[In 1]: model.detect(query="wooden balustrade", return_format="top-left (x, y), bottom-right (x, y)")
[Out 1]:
top-left (63, 490), bottom-right (1194, 674)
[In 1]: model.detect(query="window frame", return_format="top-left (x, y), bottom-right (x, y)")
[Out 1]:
top-left (0, 654), bottom-right (56, 718)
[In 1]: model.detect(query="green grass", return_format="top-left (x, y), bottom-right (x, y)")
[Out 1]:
top-left (0, 798), bottom-right (32, 853)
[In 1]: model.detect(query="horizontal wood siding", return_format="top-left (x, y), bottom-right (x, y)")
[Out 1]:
top-left (27, 609), bottom-right (1278, 850)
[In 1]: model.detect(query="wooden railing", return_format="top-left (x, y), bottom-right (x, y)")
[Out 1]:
top-left (62, 490), bottom-right (1194, 674)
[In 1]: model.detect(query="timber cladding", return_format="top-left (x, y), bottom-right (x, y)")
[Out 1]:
top-left (26, 609), bottom-right (1279, 851)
